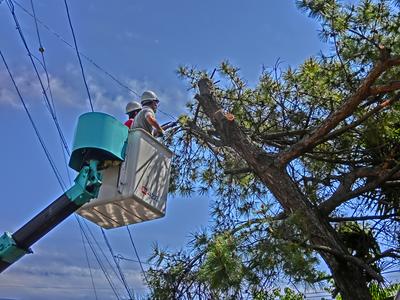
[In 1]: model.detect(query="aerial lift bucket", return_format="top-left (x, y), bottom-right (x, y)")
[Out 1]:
top-left (70, 112), bottom-right (173, 229)
top-left (0, 112), bottom-right (173, 272)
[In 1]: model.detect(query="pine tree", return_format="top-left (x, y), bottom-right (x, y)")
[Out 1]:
top-left (148, 1), bottom-right (400, 299)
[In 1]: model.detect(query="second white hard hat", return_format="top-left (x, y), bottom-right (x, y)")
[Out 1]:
top-left (125, 101), bottom-right (142, 114)
top-left (141, 90), bottom-right (159, 104)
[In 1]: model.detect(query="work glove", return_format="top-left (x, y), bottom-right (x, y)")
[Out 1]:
top-left (155, 129), bottom-right (164, 137)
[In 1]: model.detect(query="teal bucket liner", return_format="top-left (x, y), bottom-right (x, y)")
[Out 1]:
top-left (69, 112), bottom-right (128, 171)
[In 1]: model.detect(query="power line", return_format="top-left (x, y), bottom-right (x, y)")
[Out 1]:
top-left (30, 0), bottom-right (56, 116)
top-left (126, 225), bottom-right (149, 287)
top-left (114, 254), bottom-right (152, 266)
top-left (82, 219), bottom-right (125, 287)
top-left (101, 228), bottom-right (134, 299)
top-left (6, 0), bottom-right (71, 158)
top-left (29, 3), bottom-right (102, 297)
top-left (12, 0), bottom-right (177, 122)
top-left (75, 216), bottom-right (121, 300)
top-left (2, 46), bottom-right (110, 299)
top-left (5, 2), bottom-right (151, 298)
top-left (79, 218), bottom-right (99, 300)
top-left (63, 0), bottom-right (94, 112)
top-left (0, 50), bottom-right (67, 191)
top-left (29, 0), bottom-right (72, 187)
top-left (12, 0), bottom-right (141, 97)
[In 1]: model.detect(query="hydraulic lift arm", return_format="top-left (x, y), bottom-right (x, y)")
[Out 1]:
top-left (0, 160), bottom-right (102, 273)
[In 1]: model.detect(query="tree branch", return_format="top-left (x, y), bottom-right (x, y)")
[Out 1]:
top-left (308, 245), bottom-right (384, 282)
top-left (259, 129), bottom-right (310, 140)
top-left (367, 248), bottom-right (400, 264)
top-left (370, 81), bottom-right (400, 95)
top-left (329, 214), bottom-right (399, 222)
top-left (321, 93), bottom-right (400, 143)
top-left (320, 164), bottom-right (400, 215)
top-left (184, 120), bottom-right (226, 147)
top-left (224, 167), bottom-right (253, 175)
top-left (276, 56), bottom-right (400, 167)
top-left (195, 79), bottom-right (274, 166)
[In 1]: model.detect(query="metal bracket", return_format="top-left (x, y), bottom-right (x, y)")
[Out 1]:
top-left (66, 160), bottom-right (102, 206)
top-left (0, 232), bottom-right (31, 264)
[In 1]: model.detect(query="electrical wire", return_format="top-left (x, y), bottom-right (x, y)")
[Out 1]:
top-left (126, 225), bottom-right (149, 286)
top-left (101, 228), bottom-right (134, 299)
top-left (79, 217), bottom-right (99, 300)
top-left (31, 3), bottom-right (104, 296)
top-left (76, 216), bottom-right (121, 300)
top-left (6, 0), bottom-right (71, 157)
top-left (114, 254), bottom-right (152, 266)
top-left (29, 0), bottom-right (72, 186)
top-left (0, 50), bottom-right (67, 191)
top-left (2, 47), bottom-right (112, 298)
top-left (11, 0), bottom-right (140, 97)
top-left (29, 0), bottom-right (56, 114)
top-left (4, 11), bottom-right (117, 294)
top-left (4, 4), bottom-right (102, 291)
top-left (12, 0), bottom-right (177, 122)
top-left (82, 219), bottom-right (125, 286)
top-left (63, 0), bottom-right (94, 112)
top-left (6, 2), bottom-right (176, 296)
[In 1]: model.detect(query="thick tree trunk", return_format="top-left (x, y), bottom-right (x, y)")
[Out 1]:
top-left (196, 78), bottom-right (374, 300)
top-left (326, 257), bottom-right (372, 300)
top-left (247, 166), bottom-right (375, 299)
top-left (258, 166), bottom-right (372, 300)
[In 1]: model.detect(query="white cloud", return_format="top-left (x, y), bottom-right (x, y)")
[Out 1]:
top-left (0, 67), bottom-right (191, 124)
top-left (1, 247), bottom-right (147, 300)
top-left (0, 68), bottom-right (78, 110)
top-left (0, 68), bottom-right (40, 108)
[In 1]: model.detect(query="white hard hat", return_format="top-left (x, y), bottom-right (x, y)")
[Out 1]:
top-left (125, 101), bottom-right (142, 114)
top-left (141, 90), bottom-right (159, 104)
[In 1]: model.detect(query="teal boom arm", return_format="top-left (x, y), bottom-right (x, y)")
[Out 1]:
top-left (0, 160), bottom-right (102, 273)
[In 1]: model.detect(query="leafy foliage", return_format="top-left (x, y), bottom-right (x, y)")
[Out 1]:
top-left (149, 1), bottom-right (400, 299)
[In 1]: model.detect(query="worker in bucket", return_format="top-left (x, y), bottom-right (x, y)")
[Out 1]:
top-left (124, 101), bottom-right (142, 129)
top-left (132, 90), bottom-right (164, 136)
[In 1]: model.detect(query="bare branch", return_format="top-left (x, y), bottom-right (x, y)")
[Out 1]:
top-left (277, 56), bottom-right (400, 167)
top-left (260, 129), bottom-right (310, 140)
top-left (184, 120), bottom-right (226, 147)
top-left (370, 81), bottom-right (400, 95)
top-left (329, 214), bottom-right (399, 222)
top-left (321, 93), bottom-right (400, 143)
top-left (224, 167), bottom-right (253, 175)
top-left (320, 164), bottom-right (400, 215)
top-left (309, 244), bottom-right (384, 282)
top-left (196, 79), bottom-right (273, 166)
top-left (367, 248), bottom-right (400, 264)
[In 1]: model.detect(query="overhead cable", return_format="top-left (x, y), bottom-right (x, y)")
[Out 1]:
top-left (12, 0), bottom-right (139, 97)
top-left (6, 0), bottom-right (71, 157)
top-left (114, 254), bottom-right (152, 266)
top-left (78, 217), bottom-right (99, 300)
top-left (75, 216), bottom-right (121, 299)
top-left (29, 0), bottom-right (72, 185)
top-left (12, 0), bottom-right (177, 122)
top-left (63, 0), bottom-right (94, 112)
top-left (30, 0), bottom-right (56, 116)
top-left (101, 228), bottom-right (134, 299)
top-left (0, 50), bottom-right (67, 191)
top-left (82, 219), bottom-right (125, 286)
top-left (126, 225), bottom-right (149, 286)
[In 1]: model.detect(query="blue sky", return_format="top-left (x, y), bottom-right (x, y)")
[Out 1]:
top-left (0, 1), bottom-right (335, 299)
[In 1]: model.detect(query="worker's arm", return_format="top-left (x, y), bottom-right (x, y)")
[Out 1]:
top-left (145, 113), bottom-right (164, 136)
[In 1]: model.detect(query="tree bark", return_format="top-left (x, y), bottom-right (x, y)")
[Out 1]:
top-left (196, 78), bottom-right (375, 300)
